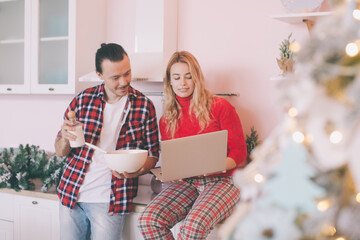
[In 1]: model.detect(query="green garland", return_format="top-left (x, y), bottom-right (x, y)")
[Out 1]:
top-left (0, 144), bottom-right (65, 192)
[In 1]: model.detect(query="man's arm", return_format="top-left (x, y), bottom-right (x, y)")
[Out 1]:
top-left (55, 136), bottom-right (71, 157)
top-left (111, 156), bottom-right (158, 179)
top-left (54, 119), bottom-right (78, 157)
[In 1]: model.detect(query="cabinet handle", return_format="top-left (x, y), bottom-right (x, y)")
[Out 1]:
top-left (6, 88), bottom-right (12, 91)
top-left (32, 201), bottom-right (38, 205)
top-left (49, 88), bottom-right (55, 91)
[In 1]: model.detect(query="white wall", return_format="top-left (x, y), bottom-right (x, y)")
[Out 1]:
top-left (0, 1), bottom-right (331, 151)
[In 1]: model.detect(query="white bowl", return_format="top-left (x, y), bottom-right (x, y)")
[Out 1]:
top-left (104, 149), bottom-right (148, 173)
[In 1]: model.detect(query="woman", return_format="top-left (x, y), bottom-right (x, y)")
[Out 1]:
top-left (138, 51), bottom-right (247, 239)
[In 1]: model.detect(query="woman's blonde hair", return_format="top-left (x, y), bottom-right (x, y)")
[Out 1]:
top-left (163, 51), bottom-right (214, 137)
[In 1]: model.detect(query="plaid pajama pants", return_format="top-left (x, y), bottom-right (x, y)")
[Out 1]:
top-left (138, 176), bottom-right (240, 240)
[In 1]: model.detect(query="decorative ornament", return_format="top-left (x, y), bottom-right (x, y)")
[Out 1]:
top-left (304, 92), bottom-right (351, 171)
top-left (337, 205), bottom-right (360, 238)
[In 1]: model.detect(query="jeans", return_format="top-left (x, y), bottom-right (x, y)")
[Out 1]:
top-left (59, 202), bottom-right (125, 240)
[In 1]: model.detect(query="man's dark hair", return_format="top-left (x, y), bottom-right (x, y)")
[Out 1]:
top-left (95, 43), bottom-right (128, 74)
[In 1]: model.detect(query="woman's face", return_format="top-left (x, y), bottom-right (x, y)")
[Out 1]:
top-left (169, 62), bottom-right (195, 98)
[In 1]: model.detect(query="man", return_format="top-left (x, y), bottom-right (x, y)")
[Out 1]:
top-left (55, 43), bottom-right (159, 240)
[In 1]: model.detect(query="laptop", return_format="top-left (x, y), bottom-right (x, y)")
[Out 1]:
top-left (151, 130), bottom-right (228, 182)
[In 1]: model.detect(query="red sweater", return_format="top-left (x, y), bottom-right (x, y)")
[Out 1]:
top-left (159, 95), bottom-right (247, 177)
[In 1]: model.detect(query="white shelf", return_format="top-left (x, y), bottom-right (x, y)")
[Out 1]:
top-left (39, 36), bottom-right (68, 42)
top-left (0, 39), bottom-right (24, 44)
top-left (270, 76), bottom-right (287, 81)
top-left (271, 11), bottom-right (333, 23)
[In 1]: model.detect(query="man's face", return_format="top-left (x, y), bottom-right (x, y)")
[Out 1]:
top-left (97, 55), bottom-right (132, 102)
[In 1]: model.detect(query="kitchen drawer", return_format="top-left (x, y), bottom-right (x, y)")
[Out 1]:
top-left (0, 193), bottom-right (14, 221)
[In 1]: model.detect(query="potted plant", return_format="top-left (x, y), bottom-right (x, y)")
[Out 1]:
top-left (277, 33), bottom-right (295, 75)
top-left (245, 127), bottom-right (261, 164)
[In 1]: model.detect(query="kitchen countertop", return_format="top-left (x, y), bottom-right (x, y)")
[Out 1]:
top-left (0, 184), bottom-right (156, 213)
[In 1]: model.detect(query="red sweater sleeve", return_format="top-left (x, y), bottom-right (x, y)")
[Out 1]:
top-left (212, 97), bottom-right (247, 169)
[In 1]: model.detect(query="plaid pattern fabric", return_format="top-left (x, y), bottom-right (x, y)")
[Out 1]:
top-left (138, 176), bottom-right (240, 239)
top-left (57, 84), bottom-right (159, 215)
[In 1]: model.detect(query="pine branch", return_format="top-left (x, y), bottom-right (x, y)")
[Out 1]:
top-left (245, 126), bottom-right (261, 163)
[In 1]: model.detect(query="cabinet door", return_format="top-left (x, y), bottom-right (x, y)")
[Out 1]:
top-left (30, 0), bottom-right (75, 94)
top-left (13, 196), bottom-right (59, 240)
top-left (0, 220), bottom-right (13, 240)
top-left (0, 193), bottom-right (14, 221)
top-left (123, 213), bottom-right (143, 240)
top-left (0, 0), bottom-right (31, 94)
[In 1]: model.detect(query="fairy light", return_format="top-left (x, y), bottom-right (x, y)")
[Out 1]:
top-left (321, 223), bottom-right (337, 236)
top-left (353, 9), bottom-right (360, 20)
top-left (356, 192), bottom-right (360, 203)
top-left (306, 134), bottom-right (314, 144)
top-left (317, 200), bottom-right (331, 211)
top-left (289, 41), bottom-right (301, 53)
top-left (292, 131), bottom-right (305, 143)
top-left (329, 130), bottom-right (343, 144)
top-left (345, 42), bottom-right (359, 57)
top-left (288, 107), bottom-right (298, 118)
top-left (254, 173), bottom-right (265, 183)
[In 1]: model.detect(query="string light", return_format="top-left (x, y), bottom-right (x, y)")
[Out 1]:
top-left (287, 107), bottom-right (298, 118)
top-left (329, 130), bottom-right (343, 144)
top-left (345, 42), bottom-right (359, 57)
top-left (317, 200), bottom-right (331, 211)
top-left (356, 192), bottom-right (360, 203)
top-left (306, 134), bottom-right (314, 144)
top-left (321, 224), bottom-right (336, 236)
top-left (292, 131), bottom-right (305, 143)
top-left (289, 41), bottom-right (301, 53)
top-left (353, 9), bottom-right (360, 20)
top-left (254, 173), bottom-right (265, 183)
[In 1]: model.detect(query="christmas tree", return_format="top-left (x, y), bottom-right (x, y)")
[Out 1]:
top-left (219, 0), bottom-right (360, 239)
top-left (258, 141), bottom-right (325, 212)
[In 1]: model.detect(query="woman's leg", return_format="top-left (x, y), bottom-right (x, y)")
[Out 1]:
top-left (138, 182), bottom-right (199, 240)
top-left (179, 177), bottom-right (240, 240)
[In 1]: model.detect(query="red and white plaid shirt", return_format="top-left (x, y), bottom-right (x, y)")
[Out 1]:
top-left (57, 84), bottom-right (159, 215)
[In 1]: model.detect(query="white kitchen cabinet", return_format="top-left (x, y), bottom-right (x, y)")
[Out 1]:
top-left (0, 220), bottom-right (13, 240)
top-left (13, 195), bottom-right (59, 240)
top-left (0, 0), bottom-right (106, 94)
top-left (0, 191), bottom-right (59, 240)
top-left (123, 213), bottom-right (144, 240)
top-left (0, 193), bottom-right (14, 240)
top-left (0, 0), bottom-right (30, 94)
